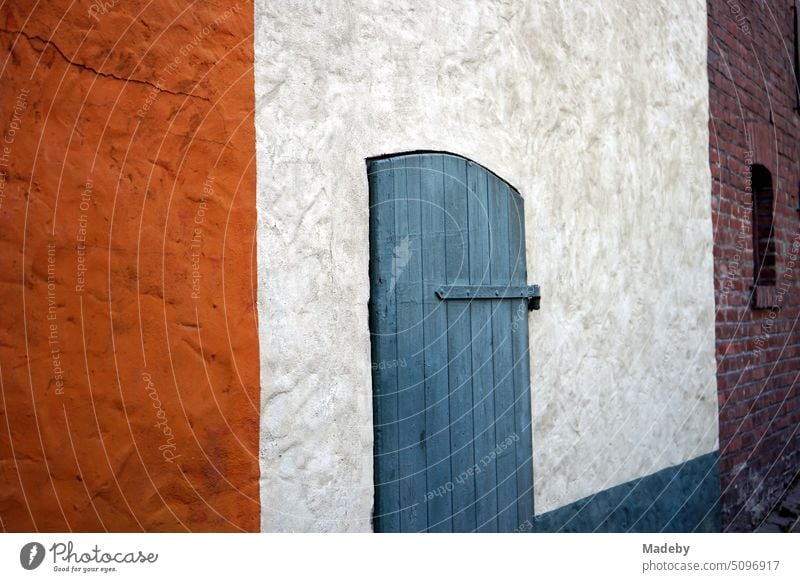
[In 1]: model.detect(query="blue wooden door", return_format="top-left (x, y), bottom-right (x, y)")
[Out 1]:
top-left (368, 152), bottom-right (535, 532)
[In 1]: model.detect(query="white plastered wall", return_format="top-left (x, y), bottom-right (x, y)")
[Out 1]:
top-left (255, 0), bottom-right (717, 531)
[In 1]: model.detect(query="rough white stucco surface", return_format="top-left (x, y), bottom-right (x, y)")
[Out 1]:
top-left (255, 0), bottom-right (717, 531)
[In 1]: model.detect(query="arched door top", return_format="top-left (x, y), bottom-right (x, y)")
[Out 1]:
top-left (366, 150), bottom-right (523, 200)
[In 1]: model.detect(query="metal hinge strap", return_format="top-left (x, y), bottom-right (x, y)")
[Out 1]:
top-left (436, 284), bottom-right (541, 310)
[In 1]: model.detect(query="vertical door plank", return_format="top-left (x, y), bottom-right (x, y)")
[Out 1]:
top-left (443, 154), bottom-right (476, 532)
top-left (467, 162), bottom-right (498, 532)
top-left (489, 177), bottom-right (518, 531)
top-left (508, 190), bottom-right (534, 528)
top-left (368, 158), bottom-right (400, 532)
top-left (420, 154), bottom-right (453, 532)
top-left (393, 156), bottom-right (429, 532)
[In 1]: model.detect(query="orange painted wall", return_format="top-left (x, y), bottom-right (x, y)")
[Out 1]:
top-left (0, 1), bottom-right (259, 531)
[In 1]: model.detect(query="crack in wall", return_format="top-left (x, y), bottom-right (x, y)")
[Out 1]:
top-left (0, 27), bottom-right (212, 102)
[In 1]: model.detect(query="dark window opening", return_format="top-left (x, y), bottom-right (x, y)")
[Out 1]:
top-left (752, 164), bottom-right (776, 287)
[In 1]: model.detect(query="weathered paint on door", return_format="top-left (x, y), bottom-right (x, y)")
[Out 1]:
top-left (368, 152), bottom-right (534, 532)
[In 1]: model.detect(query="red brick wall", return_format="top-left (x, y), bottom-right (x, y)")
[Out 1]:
top-left (708, 0), bottom-right (800, 531)
top-left (0, 1), bottom-right (259, 531)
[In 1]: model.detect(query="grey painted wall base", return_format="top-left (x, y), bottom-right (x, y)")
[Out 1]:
top-left (532, 452), bottom-right (720, 532)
